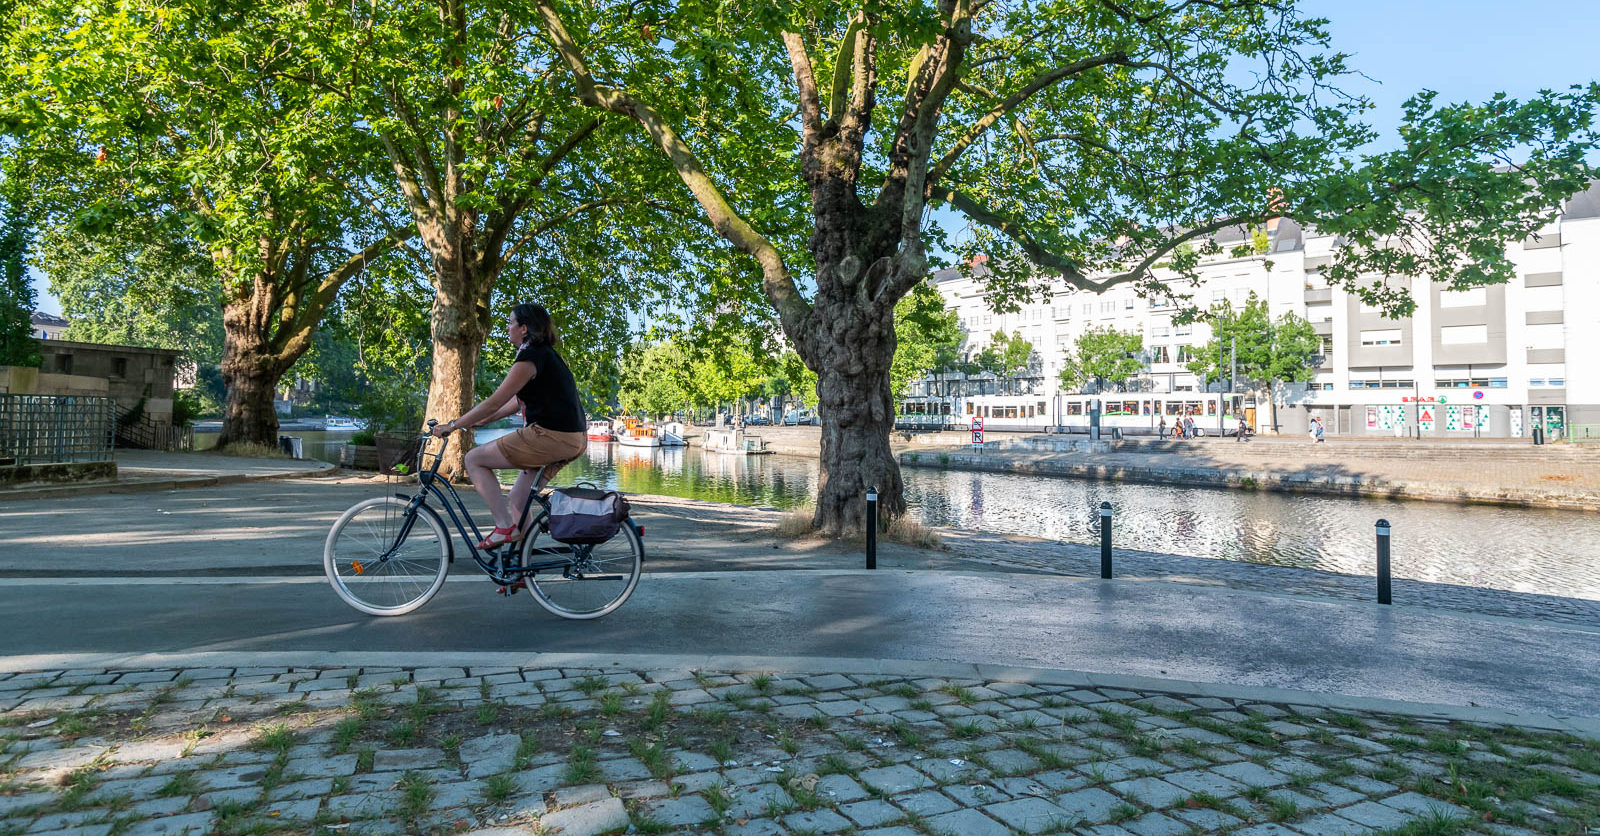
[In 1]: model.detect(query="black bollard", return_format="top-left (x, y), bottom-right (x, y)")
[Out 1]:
top-left (865, 486), bottom-right (878, 570)
top-left (1376, 519), bottom-right (1392, 605)
top-left (1099, 501), bottom-right (1113, 579)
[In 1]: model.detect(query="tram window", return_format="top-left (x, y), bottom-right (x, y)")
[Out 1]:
top-left (965, 403), bottom-right (974, 415)
top-left (1038, 401), bottom-right (1047, 415)
top-left (1206, 401), bottom-right (1217, 416)
top-left (1066, 402), bottom-right (1083, 416)
top-left (1123, 401), bottom-right (1139, 415)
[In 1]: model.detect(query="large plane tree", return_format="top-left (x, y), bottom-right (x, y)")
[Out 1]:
top-left (530, 0), bottom-right (1596, 535)
top-left (3, 0), bottom-right (411, 448)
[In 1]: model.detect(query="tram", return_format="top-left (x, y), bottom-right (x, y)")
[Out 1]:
top-left (900, 392), bottom-right (1245, 435)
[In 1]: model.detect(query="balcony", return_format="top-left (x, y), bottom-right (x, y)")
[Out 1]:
top-left (1304, 287), bottom-right (1333, 304)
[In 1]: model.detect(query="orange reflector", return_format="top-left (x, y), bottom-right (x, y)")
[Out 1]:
top-left (352, 561), bottom-right (365, 575)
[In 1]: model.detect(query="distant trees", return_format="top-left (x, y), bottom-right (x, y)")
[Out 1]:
top-left (0, 190), bottom-right (36, 367)
top-left (1059, 326), bottom-right (1144, 393)
top-left (1187, 293), bottom-right (1320, 430)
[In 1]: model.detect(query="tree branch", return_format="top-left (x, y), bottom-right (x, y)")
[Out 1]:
top-left (533, 0), bottom-right (811, 337)
top-left (782, 31), bottom-right (824, 142)
top-left (938, 186), bottom-right (1255, 291)
top-left (929, 50), bottom-right (1129, 187)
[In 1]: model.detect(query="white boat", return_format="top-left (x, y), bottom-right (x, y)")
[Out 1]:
top-left (703, 427), bottom-right (771, 455)
top-left (617, 420), bottom-right (662, 448)
top-left (659, 421), bottom-right (688, 447)
top-left (324, 416), bottom-right (366, 431)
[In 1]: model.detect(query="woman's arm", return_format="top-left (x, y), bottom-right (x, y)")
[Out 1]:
top-left (434, 361), bottom-right (536, 434)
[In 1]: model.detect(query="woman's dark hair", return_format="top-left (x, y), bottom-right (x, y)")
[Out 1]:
top-left (511, 303), bottom-right (559, 347)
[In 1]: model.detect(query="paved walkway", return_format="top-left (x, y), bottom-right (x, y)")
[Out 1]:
top-left (0, 450), bottom-right (335, 501)
top-left (1, 654), bottom-right (1596, 836)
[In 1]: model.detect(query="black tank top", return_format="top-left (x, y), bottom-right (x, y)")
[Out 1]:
top-left (512, 343), bottom-right (586, 433)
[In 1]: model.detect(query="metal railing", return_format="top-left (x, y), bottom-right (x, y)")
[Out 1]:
top-left (0, 394), bottom-right (116, 466)
top-left (1568, 424), bottom-right (1600, 443)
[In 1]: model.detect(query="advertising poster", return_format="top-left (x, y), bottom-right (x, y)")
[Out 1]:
top-left (1366, 406), bottom-right (1378, 429)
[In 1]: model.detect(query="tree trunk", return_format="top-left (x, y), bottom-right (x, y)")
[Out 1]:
top-left (807, 289), bottom-right (905, 536)
top-left (423, 272), bottom-right (490, 478)
top-left (216, 299), bottom-right (290, 450)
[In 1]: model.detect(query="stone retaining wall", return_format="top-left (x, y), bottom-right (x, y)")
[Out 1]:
top-left (898, 449), bottom-right (1600, 511)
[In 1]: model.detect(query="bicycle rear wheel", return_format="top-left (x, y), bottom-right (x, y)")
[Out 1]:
top-left (325, 496), bottom-right (450, 616)
top-left (520, 513), bottom-right (642, 620)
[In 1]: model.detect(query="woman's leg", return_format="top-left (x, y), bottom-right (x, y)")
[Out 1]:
top-left (464, 443), bottom-right (516, 530)
top-left (507, 469), bottom-right (541, 531)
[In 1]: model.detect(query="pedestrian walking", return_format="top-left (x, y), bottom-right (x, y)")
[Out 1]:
top-left (1313, 416), bottom-right (1326, 443)
top-left (1183, 414), bottom-right (1195, 440)
top-left (1158, 416), bottom-right (1167, 440)
top-left (1236, 415), bottom-right (1249, 442)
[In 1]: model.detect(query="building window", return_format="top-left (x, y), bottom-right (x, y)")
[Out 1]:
top-left (1360, 329), bottom-right (1402, 346)
top-left (1150, 346), bottom-right (1170, 364)
top-left (1175, 345), bottom-right (1194, 363)
top-left (1489, 377), bottom-right (1507, 388)
top-left (1350, 379), bottom-right (1414, 389)
top-left (1548, 378), bottom-right (1566, 387)
top-left (1174, 324), bottom-right (1192, 336)
top-left (1439, 287), bottom-right (1487, 308)
top-left (1319, 336), bottom-right (1335, 357)
top-left (1151, 326), bottom-right (1170, 338)
top-left (1439, 324), bottom-right (1488, 345)
top-left (1124, 298), bottom-right (1135, 309)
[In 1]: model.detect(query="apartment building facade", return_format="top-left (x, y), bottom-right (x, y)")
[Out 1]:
top-left (919, 183), bottom-right (1600, 438)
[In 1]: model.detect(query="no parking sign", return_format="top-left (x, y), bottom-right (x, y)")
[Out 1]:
top-left (971, 416), bottom-right (984, 447)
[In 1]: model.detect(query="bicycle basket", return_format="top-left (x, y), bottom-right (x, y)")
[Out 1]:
top-left (375, 433), bottom-right (425, 476)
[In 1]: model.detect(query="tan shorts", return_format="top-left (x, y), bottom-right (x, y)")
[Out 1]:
top-left (494, 424), bottom-right (587, 475)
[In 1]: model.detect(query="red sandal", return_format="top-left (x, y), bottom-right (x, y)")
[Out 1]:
top-left (476, 526), bottom-right (521, 550)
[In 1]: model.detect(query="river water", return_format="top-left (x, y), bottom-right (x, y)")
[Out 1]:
top-left (201, 429), bottom-right (1600, 601)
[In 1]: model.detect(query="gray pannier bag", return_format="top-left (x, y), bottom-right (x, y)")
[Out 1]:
top-left (546, 487), bottom-right (630, 545)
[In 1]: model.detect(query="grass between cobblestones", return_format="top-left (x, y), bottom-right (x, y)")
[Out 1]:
top-left (0, 667), bottom-right (1596, 836)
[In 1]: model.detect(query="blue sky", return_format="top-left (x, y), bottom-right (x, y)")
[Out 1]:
top-left (28, 1), bottom-right (1600, 315)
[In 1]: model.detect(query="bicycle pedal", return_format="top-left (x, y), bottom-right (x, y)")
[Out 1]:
top-left (497, 582), bottom-right (524, 597)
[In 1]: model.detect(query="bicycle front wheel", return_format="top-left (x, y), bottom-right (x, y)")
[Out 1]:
top-left (520, 514), bottom-right (643, 620)
top-left (325, 496), bottom-right (450, 616)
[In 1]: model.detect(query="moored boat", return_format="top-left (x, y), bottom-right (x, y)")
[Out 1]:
top-left (617, 418), bottom-right (662, 448)
top-left (586, 419), bottom-right (616, 442)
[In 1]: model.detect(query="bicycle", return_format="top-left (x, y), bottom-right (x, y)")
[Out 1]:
top-left (323, 420), bottom-right (644, 619)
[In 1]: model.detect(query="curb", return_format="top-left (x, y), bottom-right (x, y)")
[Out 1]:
top-left (3, 650), bottom-right (1597, 739)
top-left (900, 450), bottom-right (1600, 512)
top-left (0, 461), bottom-right (338, 502)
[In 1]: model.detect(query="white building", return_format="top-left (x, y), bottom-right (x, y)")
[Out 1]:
top-left (918, 183), bottom-right (1600, 439)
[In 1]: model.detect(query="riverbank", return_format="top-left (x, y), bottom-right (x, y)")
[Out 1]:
top-left (899, 436), bottom-right (1600, 512)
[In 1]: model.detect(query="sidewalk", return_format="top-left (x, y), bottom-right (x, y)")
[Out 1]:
top-left (0, 451), bottom-right (337, 502)
top-left (1, 654), bottom-right (1595, 836)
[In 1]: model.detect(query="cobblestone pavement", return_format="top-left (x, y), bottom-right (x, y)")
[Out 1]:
top-left (3, 663), bottom-right (1597, 836)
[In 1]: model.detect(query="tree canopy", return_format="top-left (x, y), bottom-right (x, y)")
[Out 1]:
top-left (1059, 326), bottom-right (1144, 393)
top-left (1186, 294), bottom-right (1321, 393)
top-left (0, 189), bottom-right (36, 367)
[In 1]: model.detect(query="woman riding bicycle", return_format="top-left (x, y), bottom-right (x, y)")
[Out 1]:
top-left (430, 303), bottom-right (586, 550)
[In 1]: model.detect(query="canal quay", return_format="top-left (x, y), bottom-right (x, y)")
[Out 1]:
top-left (186, 424), bottom-right (1600, 626)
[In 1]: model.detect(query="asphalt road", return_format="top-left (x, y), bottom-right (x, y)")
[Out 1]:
top-left (3, 570), bottom-right (1596, 719)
